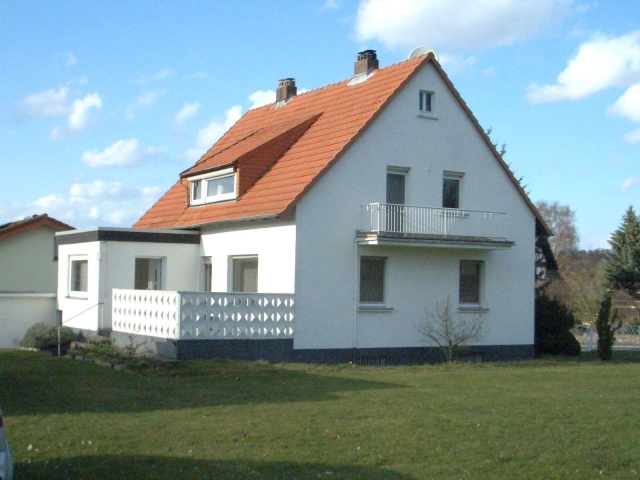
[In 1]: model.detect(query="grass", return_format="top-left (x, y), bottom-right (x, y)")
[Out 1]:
top-left (1, 351), bottom-right (640, 479)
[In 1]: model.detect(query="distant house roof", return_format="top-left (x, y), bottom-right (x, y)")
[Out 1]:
top-left (0, 214), bottom-right (74, 242)
top-left (134, 53), bottom-right (551, 237)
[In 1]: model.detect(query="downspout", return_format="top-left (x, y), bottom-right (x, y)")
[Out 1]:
top-left (353, 237), bottom-right (359, 364)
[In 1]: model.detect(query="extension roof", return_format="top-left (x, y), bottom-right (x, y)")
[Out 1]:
top-left (134, 54), bottom-right (551, 236)
top-left (0, 214), bottom-right (74, 242)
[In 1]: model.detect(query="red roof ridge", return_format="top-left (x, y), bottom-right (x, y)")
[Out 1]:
top-left (0, 214), bottom-right (75, 242)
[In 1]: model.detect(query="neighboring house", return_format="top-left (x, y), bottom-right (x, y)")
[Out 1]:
top-left (56, 50), bottom-right (552, 363)
top-left (0, 214), bottom-right (74, 348)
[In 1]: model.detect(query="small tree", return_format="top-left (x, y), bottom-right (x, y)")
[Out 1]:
top-left (604, 206), bottom-right (640, 298)
top-left (596, 294), bottom-right (620, 361)
top-left (415, 296), bottom-right (486, 362)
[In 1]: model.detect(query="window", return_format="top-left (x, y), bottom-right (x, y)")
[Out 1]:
top-left (360, 256), bottom-right (385, 304)
top-left (189, 168), bottom-right (236, 206)
top-left (70, 258), bottom-right (88, 294)
top-left (443, 172), bottom-right (462, 209)
top-left (387, 168), bottom-right (408, 232)
top-left (231, 256), bottom-right (258, 293)
top-left (419, 90), bottom-right (434, 114)
top-left (459, 260), bottom-right (482, 305)
top-left (203, 258), bottom-right (212, 292)
top-left (135, 258), bottom-right (163, 290)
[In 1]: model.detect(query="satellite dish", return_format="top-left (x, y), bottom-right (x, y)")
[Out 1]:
top-left (408, 46), bottom-right (439, 62)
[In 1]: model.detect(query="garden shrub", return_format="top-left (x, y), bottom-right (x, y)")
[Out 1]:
top-left (535, 292), bottom-right (581, 356)
top-left (20, 323), bottom-right (75, 352)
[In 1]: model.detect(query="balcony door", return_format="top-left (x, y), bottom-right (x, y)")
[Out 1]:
top-left (386, 171), bottom-right (406, 233)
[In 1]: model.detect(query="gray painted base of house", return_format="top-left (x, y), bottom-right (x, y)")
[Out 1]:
top-left (174, 339), bottom-right (533, 364)
top-left (96, 333), bottom-right (535, 363)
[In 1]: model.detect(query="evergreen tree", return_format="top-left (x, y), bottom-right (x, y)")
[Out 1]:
top-left (596, 293), bottom-right (620, 361)
top-left (604, 206), bottom-right (640, 298)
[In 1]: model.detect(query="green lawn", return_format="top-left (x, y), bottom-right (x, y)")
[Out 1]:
top-left (1, 350), bottom-right (640, 479)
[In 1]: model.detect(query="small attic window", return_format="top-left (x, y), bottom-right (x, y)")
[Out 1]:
top-left (189, 168), bottom-right (236, 206)
top-left (418, 90), bottom-right (436, 118)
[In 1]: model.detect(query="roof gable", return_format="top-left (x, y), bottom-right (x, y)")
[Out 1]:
top-left (134, 54), bottom-right (550, 236)
top-left (0, 214), bottom-right (74, 242)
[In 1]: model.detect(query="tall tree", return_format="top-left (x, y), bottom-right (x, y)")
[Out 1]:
top-left (604, 206), bottom-right (640, 298)
top-left (535, 201), bottom-right (579, 256)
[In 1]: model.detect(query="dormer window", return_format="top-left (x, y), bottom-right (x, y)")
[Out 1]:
top-left (189, 167), bottom-right (236, 206)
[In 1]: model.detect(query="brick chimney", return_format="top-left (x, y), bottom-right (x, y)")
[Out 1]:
top-left (275, 78), bottom-right (297, 105)
top-left (354, 50), bottom-right (379, 76)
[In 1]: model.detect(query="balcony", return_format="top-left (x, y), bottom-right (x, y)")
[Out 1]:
top-left (358, 203), bottom-right (513, 249)
top-left (112, 289), bottom-right (295, 340)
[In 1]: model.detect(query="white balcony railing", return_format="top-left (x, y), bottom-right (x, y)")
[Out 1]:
top-left (112, 289), bottom-right (294, 340)
top-left (361, 203), bottom-right (507, 240)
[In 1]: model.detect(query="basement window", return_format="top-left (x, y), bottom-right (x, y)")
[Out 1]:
top-left (189, 168), bottom-right (236, 206)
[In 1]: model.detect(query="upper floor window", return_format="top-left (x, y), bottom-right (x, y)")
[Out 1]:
top-left (443, 172), bottom-right (463, 209)
top-left (189, 168), bottom-right (236, 206)
top-left (419, 90), bottom-right (435, 117)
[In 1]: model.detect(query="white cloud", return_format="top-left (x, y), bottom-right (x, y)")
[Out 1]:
top-left (81, 139), bottom-right (166, 167)
top-left (68, 93), bottom-right (102, 132)
top-left (175, 102), bottom-right (200, 125)
top-left (607, 83), bottom-right (640, 122)
top-left (527, 31), bottom-right (640, 104)
top-left (15, 87), bottom-right (69, 118)
top-left (322, 0), bottom-right (340, 10)
top-left (0, 180), bottom-right (164, 228)
top-left (134, 68), bottom-right (175, 84)
top-left (248, 90), bottom-right (276, 109)
top-left (438, 54), bottom-right (477, 75)
top-left (66, 52), bottom-right (77, 67)
top-left (620, 177), bottom-right (640, 191)
top-left (354, 0), bottom-right (573, 52)
top-left (185, 106), bottom-right (243, 161)
top-left (623, 128), bottom-right (640, 144)
top-left (126, 90), bottom-right (164, 120)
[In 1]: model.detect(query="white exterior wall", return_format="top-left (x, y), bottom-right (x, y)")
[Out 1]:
top-left (0, 227), bottom-right (58, 292)
top-left (200, 221), bottom-right (296, 293)
top-left (0, 294), bottom-right (57, 348)
top-left (294, 62), bottom-right (535, 350)
top-left (57, 240), bottom-right (200, 331)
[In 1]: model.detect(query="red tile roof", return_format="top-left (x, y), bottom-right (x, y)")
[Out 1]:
top-left (0, 214), bottom-right (74, 242)
top-left (134, 54), bottom-right (551, 236)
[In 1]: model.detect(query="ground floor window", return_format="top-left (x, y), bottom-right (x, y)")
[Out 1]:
top-left (459, 260), bottom-right (482, 304)
top-left (231, 256), bottom-right (258, 293)
top-left (70, 258), bottom-right (88, 294)
top-left (135, 258), bottom-right (163, 290)
top-left (360, 256), bottom-right (386, 304)
top-left (203, 259), bottom-right (212, 292)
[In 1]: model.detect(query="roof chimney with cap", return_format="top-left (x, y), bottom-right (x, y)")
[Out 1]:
top-left (354, 50), bottom-right (379, 76)
top-left (274, 78), bottom-right (297, 107)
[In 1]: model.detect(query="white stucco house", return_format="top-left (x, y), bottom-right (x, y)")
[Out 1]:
top-left (0, 214), bottom-right (74, 348)
top-left (56, 50), bottom-right (552, 363)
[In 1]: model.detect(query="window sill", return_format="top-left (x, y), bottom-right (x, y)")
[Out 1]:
top-left (358, 304), bottom-right (394, 312)
top-left (417, 112), bottom-right (437, 120)
top-left (458, 305), bottom-right (488, 313)
top-left (67, 294), bottom-right (88, 300)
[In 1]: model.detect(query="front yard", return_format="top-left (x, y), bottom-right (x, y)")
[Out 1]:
top-left (1, 350), bottom-right (639, 479)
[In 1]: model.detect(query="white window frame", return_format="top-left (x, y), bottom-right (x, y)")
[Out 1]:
top-left (459, 260), bottom-right (484, 307)
top-left (69, 256), bottom-right (89, 298)
top-left (418, 90), bottom-right (436, 118)
top-left (203, 257), bottom-right (212, 292)
top-left (359, 256), bottom-right (392, 311)
top-left (189, 167), bottom-right (236, 206)
top-left (229, 255), bottom-right (259, 293)
top-left (443, 171), bottom-right (463, 209)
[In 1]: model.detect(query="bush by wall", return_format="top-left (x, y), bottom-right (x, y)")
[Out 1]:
top-left (20, 323), bottom-right (75, 353)
top-left (535, 292), bottom-right (581, 357)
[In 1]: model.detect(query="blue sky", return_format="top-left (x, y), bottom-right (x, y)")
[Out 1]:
top-left (1, 0), bottom-right (638, 249)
